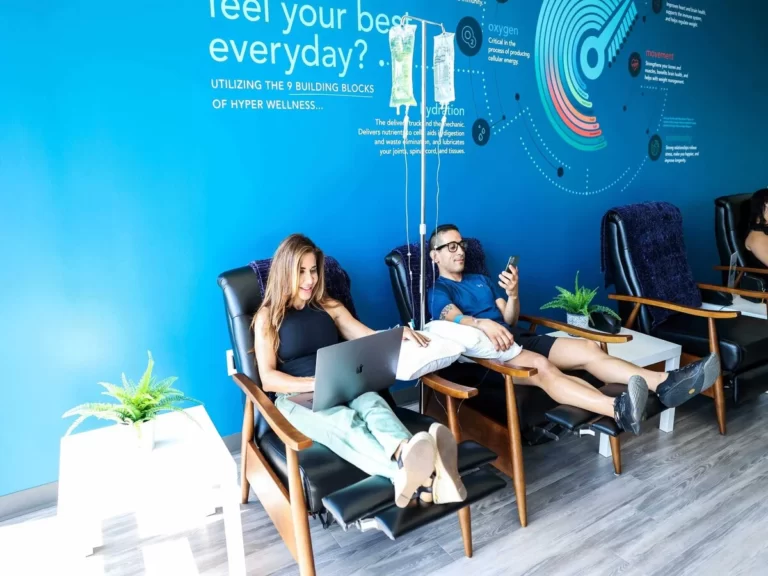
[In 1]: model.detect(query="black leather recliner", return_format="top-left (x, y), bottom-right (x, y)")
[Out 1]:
top-left (385, 239), bottom-right (666, 481)
top-left (217, 260), bottom-right (506, 575)
top-left (715, 192), bottom-right (768, 296)
top-left (603, 202), bottom-right (768, 435)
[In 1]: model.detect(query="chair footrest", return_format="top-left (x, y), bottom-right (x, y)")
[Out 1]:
top-left (322, 441), bottom-right (498, 529)
top-left (372, 468), bottom-right (506, 540)
top-left (544, 405), bottom-right (596, 431)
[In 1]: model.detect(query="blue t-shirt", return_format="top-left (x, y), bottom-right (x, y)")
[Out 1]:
top-left (428, 274), bottom-right (507, 325)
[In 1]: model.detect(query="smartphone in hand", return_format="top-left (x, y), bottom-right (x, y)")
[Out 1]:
top-left (507, 255), bottom-right (519, 271)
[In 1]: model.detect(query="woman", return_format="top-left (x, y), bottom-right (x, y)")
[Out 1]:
top-left (745, 188), bottom-right (768, 267)
top-left (253, 233), bottom-right (467, 508)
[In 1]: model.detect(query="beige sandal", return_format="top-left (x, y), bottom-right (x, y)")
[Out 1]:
top-left (394, 432), bottom-right (436, 508)
top-left (429, 423), bottom-right (467, 504)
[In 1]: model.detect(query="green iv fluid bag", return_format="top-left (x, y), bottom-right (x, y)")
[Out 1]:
top-left (389, 24), bottom-right (417, 114)
top-left (433, 32), bottom-right (456, 108)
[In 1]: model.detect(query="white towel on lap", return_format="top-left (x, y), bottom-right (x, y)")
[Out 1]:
top-left (423, 320), bottom-right (523, 362)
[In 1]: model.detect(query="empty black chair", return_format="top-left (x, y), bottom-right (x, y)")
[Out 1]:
top-left (603, 201), bottom-right (768, 434)
top-left (217, 256), bottom-right (505, 575)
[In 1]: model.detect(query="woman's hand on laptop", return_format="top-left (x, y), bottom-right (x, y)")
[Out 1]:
top-left (402, 326), bottom-right (430, 347)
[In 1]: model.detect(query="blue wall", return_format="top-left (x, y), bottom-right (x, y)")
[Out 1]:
top-left (1, 0), bottom-right (766, 496)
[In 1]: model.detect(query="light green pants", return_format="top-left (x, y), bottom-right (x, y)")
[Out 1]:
top-left (275, 392), bottom-right (412, 480)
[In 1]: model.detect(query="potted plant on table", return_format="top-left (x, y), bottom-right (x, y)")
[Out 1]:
top-left (540, 271), bottom-right (621, 329)
top-left (62, 352), bottom-right (200, 451)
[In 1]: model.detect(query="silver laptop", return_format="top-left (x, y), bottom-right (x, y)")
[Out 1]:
top-left (312, 327), bottom-right (404, 412)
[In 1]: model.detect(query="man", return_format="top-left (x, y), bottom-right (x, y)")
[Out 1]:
top-left (427, 224), bottom-right (720, 435)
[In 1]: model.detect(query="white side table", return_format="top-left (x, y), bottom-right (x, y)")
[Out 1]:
top-left (57, 406), bottom-right (246, 576)
top-left (546, 327), bottom-right (682, 458)
top-left (701, 295), bottom-right (767, 319)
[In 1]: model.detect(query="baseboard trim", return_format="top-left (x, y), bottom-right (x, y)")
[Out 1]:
top-left (0, 481), bottom-right (59, 523)
top-left (0, 431), bottom-right (244, 523)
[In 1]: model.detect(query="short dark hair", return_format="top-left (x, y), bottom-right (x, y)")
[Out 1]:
top-left (751, 188), bottom-right (768, 228)
top-left (429, 224), bottom-right (460, 251)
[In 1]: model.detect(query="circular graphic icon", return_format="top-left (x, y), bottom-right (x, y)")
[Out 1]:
top-left (456, 17), bottom-right (483, 57)
top-left (629, 52), bottom-right (642, 77)
top-left (652, 0), bottom-right (664, 14)
top-left (472, 119), bottom-right (491, 146)
top-left (648, 134), bottom-right (663, 161)
top-left (535, 0), bottom-right (639, 152)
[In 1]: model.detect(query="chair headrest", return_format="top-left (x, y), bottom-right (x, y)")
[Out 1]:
top-left (387, 239), bottom-right (488, 323)
top-left (601, 201), bottom-right (701, 329)
top-left (715, 193), bottom-right (754, 211)
top-left (248, 255), bottom-right (358, 319)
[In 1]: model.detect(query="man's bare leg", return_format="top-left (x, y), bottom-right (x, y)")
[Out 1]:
top-left (510, 350), bottom-right (621, 418)
top-left (547, 337), bottom-right (720, 409)
top-left (547, 338), bottom-right (667, 390)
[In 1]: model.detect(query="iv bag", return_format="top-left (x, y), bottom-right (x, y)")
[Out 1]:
top-left (433, 32), bottom-right (456, 107)
top-left (389, 24), bottom-right (417, 113)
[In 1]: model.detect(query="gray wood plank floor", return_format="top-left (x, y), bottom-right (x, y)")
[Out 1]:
top-left (4, 394), bottom-right (768, 576)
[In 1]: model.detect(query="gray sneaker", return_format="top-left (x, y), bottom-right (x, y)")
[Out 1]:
top-left (613, 376), bottom-right (649, 435)
top-left (656, 354), bottom-right (720, 408)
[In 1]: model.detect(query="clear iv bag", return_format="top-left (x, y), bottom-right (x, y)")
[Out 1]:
top-left (389, 24), bottom-right (417, 113)
top-left (433, 32), bottom-right (456, 107)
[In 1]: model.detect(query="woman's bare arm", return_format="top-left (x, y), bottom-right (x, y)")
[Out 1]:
top-left (746, 232), bottom-right (768, 268)
top-left (323, 300), bottom-right (376, 341)
top-left (253, 308), bottom-right (315, 394)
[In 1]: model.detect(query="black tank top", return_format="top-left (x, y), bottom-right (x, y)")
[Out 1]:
top-left (277, 305), bottom-right (339, 377)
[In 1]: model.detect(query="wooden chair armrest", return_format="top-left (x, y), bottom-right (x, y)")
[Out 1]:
top-left (519, 314), bottom-right (633, 344)
top-left (608, 294), bottom-right (739, 319)
top-left (232, 373), bottom-right (313, 452)
top-left (713, 265), bottom-right (768, 276)
top-left (697, 283), bottom-right (768, 301)
top-left (464, 356), bottom-right (538, 379)
top-left (421, 373), bottom-right (478, 400)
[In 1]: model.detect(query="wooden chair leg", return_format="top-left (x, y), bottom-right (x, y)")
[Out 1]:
top-left (241, 399), bottom-right (255, 504)
top-left (504, 376), bottom-right (528, 528)
top-left (287, 449), bottom-right (316, 576)
top-left (609, 436), bottom-right (622, 475)
top-left (707, 318), bottom-right (727, 435)
top-left (446, 396), bottom-right (473, 558)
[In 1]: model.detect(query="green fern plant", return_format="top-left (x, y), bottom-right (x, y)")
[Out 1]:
top-left (62, 351), bottom-right (201, 436)
top-left (540, 271), bottom-right (621, 324)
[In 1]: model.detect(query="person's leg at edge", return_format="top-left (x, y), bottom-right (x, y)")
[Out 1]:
top-left (546, 337), bottom-right (720, 408)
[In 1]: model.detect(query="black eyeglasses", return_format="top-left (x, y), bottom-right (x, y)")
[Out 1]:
top-left (434, 240), bottom-right (467, 253)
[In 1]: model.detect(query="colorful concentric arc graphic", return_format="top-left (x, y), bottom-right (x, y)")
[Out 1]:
top-left (535, 0), bottom-right (638, 152)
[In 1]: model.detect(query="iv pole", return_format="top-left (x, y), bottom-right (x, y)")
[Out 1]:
top-left (400, 13), bottom-right (445, 332)
top-left (400, 13), bottom-right (445, 413)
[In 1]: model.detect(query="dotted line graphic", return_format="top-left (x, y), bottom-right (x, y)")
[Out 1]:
top-left (657, 89), bottom-right (668, 130)
top-left (524, 109), bottom-right (571, 170)
top-left (482, 76), bottom-right (492, 120)
top-left (618, 158), bottom-right (648, 194)
top-left (586, 168), bottom-right (589, 194)
top-left (457, 68), bottom-right (484, 75)
top-left (492, 108), bottom-right (525, 136)
top-left (481, 1), bottom-right (487, 28)
top-left (520, 137), bottom-right (646, 196)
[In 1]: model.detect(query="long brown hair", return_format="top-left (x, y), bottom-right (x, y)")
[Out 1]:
top-left (254, 234), bottom-right (330, 354)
